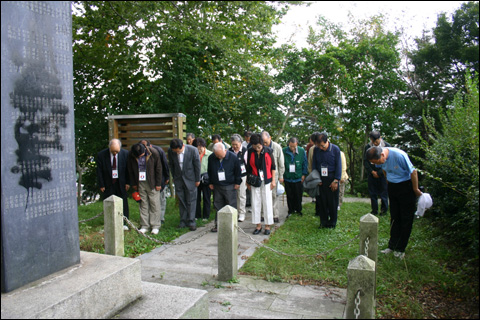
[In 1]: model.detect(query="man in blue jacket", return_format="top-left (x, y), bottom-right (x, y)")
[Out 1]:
top-left (312, 132), bottom-right (342, 229)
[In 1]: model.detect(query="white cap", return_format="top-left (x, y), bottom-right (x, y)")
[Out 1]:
top-left (416, 193), bottom-right (433, 217)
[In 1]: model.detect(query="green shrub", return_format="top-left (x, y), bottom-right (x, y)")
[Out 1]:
top-left (417, 73), bottom-right (479, 258)
top-left (353, 179), bottom-right (369, 197)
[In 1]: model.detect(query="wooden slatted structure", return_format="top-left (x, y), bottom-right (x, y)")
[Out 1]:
top-left (108, 113), bottom-right (186, 152)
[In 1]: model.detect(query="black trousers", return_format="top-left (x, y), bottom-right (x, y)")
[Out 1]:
top-left (387, 179), bottom-right (416, 252)
top-left (315, 174), bottom-right (339, 228)
top-left (212, 184), bottom-right (238, 225)
top-left (284, 181), bottom-right (303, 214)
top-left (368, 174), bottom-right (389, 214)
top-left (196, 182), bottom-right (211, 219)
top-left (103, 182), bottom-right (129, 222)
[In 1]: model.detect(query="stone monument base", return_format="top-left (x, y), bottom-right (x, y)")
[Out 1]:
top-left (114, 281), bottom-right (209, 319)
top-left (1, 251), bottom-right (142, 319)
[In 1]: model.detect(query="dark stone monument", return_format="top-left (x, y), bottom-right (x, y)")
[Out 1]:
top-left (1, 1), bottom-right (80, 293)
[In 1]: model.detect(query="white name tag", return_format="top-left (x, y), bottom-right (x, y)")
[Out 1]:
top-left (139, 171), bottom-right (146, 181)
top-left (321, 166), bottom-right (328, 177)
top-left (218, 170), bottom-right (226, 181)
top-left (112, 170), bottom-right (118, 179)
top-left (259, 170), bottom-right (264, 181)
top-left (289, 164), bottom-right (296, 173)
top-left (240, 164), bottom-right (246, 174)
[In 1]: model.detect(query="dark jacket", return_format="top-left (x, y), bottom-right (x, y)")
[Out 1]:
top-left (246, 146), bottom-right (276, 185)
top-left (127, 146), bottom-right (162, 190)
top-left (363, 140), bottom-right (391, 178)
top-left (228, 146), bottom-right (248, 177)
top-left (208, 150), bottom-right (242, 186)
top-left (303, 169), bottom-right (322, 197)
top-left (96, 148), bottom-right (130, 196)
top-left (168, 144), bottom-right (201, 191)
top-left (150, 144), bottom-right (170, 189)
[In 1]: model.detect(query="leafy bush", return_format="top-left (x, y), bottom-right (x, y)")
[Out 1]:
top-left (353, 179), bottom-right (369, 197)
top-left (417, 73), bottom-right (479, 258)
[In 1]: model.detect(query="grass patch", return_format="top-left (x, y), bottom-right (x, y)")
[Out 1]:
top-left (239, 202), bottom-right (479, 319)
top-left (78, 197), bottom-right (216, 258)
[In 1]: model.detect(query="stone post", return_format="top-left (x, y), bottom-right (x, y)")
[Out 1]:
top-left (345, 255), bottom-right (376, 319)
top-left (104, 195), bottom-right (124, 256)
top-left (359, 213), bottom-right (378, 263)
top-left (217, 205), bottom-right (238, 281)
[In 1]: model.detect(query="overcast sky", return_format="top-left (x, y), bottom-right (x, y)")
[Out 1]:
top-left (273, 1), bottom-right (467, 48)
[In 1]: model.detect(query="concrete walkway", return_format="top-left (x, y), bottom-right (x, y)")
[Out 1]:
top-left (133, 195), bottom-right (360, 319)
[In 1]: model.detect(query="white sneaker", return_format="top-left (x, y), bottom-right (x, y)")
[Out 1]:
top-left (123, 225), bottom-right (129, 231)
top-left (139, 228), bottom-right (148, 234)
top-left (151, 228), bottom-right (159, 235)
top-left (337, 206), bottom-right (341, 211)
top-left (394, 251), bottom-right (405, 259)
top-left (381, 248), bottom-right (393, 254)
top-left (238, 214), bottom-right (245, 222)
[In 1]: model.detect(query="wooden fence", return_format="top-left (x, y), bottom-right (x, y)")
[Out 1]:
top-left (108, 113), bottom-right (186, 151)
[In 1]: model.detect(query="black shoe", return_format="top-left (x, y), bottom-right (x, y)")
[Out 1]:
top-left (380, 211), bottom-right (387, 216)
top-left (297, 212), bottom-right (303, 216)
top-left (211, 226), bottom-right (217, 233)
top-left (264, 229), bottom-right (271, 235)
top-left (371, 212), bottom-right (378, 216)
top-left (286, 214), bottom-right (292, 219)
top-left (189, 225), bottom-right (197, 231)
top-left (253, 228), bottom-right (262, 235)
top-left (274, 217), bottom-right (279, 223)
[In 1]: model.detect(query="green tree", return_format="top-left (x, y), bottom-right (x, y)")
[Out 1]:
top-left (417, 72), bottom-right (479, 258)
top-left (400, 1), bottom-right (479, 158)
top-left (72, 1), bottom-right (299, 198)
top-left (306, 15), bottom-right (406, 193)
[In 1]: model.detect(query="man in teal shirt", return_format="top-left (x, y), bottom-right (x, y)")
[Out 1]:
top-left (283, 137), bottom-right (308, 218)
top-left (366, 146), bottom-right (423, 259)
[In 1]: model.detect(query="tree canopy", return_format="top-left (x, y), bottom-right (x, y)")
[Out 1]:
top-left (73, 1), bottom-right (479, 246)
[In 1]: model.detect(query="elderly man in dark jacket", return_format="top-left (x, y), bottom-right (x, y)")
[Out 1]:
top-left (127, 143), bottom-right (162, 235)
top-left (96, 139), bottom-right (130, 230)
top-left (363, 130), bottom-right (391, 216)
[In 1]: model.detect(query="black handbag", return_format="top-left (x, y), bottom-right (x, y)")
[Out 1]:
top-left (247, 173), bottom-right (262, 187)
top-left (200, 172), bottom-right (210, 185)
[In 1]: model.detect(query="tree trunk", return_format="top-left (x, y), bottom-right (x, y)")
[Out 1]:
top-left (360, 126), bottom-right (369, 181)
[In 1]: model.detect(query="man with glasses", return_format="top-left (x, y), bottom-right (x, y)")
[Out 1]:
top-left (366, 146), bottom-right (422, 260)
top-left (312, 132), bottom-right (342, 229)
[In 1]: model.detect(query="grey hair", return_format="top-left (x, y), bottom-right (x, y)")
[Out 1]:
top-left (231, 134), bottom-right (243, 143)
top-left (288, 137), bottom-right (299, 144)
top-left (109, 138), bottom-right (122, 148)
top-left (261, 131), bottom-right (271, 139)
top-left (213, 142), bottom-right (226, 152)
top-left (366, 146), bottom-right (383, 161)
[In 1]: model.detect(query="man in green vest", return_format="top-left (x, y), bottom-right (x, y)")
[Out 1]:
top-left (283, 137), bottom-right (308, 218)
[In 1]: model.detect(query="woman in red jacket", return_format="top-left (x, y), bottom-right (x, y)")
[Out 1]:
top-left (246, 133), bottom-right (276, 235)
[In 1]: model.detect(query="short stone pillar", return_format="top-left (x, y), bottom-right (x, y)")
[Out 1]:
top-left (217, 205), bottom-right (238, 281)
top-left (359, 213), bottom-right (379, 263)
top-left (345, 255), bottom-right (376, 319)
top-left (104, 195), bottom-right (124, 256)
